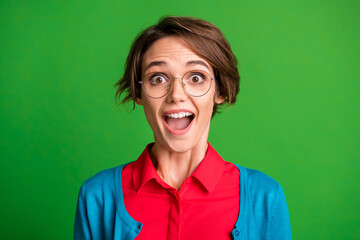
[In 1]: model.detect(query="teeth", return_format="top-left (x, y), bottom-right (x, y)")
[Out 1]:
top-left (166, 112), bottom-right (193, 118)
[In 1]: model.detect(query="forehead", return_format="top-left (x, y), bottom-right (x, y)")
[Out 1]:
top-left (142, 36), bottom-right (212, 73)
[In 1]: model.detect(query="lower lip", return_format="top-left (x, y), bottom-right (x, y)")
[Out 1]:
top-left (162, 117), bottom-right (194, 136)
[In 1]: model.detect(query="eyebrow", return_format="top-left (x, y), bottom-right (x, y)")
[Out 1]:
top-left (185, 60), bottom-right (210, 71)
top-left (144, 60), bottom-right (211, 73)
top-left (144, 61), bottom-right (166, 72)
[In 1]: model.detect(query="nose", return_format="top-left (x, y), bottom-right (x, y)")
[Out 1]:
top-left (166, 78), bottom-right (187, 103)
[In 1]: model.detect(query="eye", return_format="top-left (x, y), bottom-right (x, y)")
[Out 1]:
top-left (150, 75), bottom-right (168, 85)
top-left (188, 73), bottom-right (205, 84)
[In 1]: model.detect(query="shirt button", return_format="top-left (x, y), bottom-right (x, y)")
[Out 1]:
top-left (234, 230), bottom-right (240, 236)
top-left (186, 179), bottom-right (190, 184)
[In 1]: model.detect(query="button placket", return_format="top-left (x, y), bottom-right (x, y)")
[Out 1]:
top-left (167, 189), bottom-right (181, 239)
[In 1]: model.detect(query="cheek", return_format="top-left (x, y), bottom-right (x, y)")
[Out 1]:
top-left (201, 90), bottom-right (217, 115)
top-left (142, 100), bottom-right (161, 127)
top-left (197, 97), bottom-right (215, 118)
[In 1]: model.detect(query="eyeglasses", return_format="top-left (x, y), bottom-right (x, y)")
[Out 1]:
top-left (139, 70), bottom-right (215, 99)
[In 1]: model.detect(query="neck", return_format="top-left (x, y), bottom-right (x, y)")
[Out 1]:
top-left (150, 139), bottom-right (208, 191)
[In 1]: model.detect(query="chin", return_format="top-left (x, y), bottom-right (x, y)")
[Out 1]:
top-left (153, 134), bottom-right (191, 153)
top-left (166, 139), bottom-right (195, 153)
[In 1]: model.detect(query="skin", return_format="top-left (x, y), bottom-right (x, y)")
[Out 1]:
top-left (136, 36), bottom-right (224, 190)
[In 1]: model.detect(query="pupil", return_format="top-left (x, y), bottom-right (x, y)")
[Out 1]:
top-left (156, 77), bottom-right (161, 83)
top-left (193, 76), bottom-right (199, 82)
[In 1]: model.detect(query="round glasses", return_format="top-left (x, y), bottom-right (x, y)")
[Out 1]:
top-left (139, 70), bottom-right (215, 99)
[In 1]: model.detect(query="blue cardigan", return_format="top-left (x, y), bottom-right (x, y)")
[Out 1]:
top-left (74, 163), bottom-right (292, 239)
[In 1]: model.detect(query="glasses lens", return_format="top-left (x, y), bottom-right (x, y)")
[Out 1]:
top-left (183, 70), bottom-right (212, 97)
top-left (142, 73), bottom-right (170, 98)
top-left (141, 70), bottom-right (213, 98)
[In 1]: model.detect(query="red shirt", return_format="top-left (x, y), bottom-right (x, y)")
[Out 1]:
top-left (122, 143), bottom-right (240, 239)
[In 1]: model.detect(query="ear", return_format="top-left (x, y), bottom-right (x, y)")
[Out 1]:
top-left (214, 95), bottom-right (225, 104)
top-left (135, 97), bottom-right (143, 105)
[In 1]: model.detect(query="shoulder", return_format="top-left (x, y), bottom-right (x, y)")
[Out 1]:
top-left (240, 167), bottom-right (291, 238)
top-left (245, 167), bottom-right (281, 192)
top-left (222, 161), bottom-right (241, 182)
top-left (234, 164), bottom-right (285, 206)
top-left (79, 164), bottom-right (128, 199)
top-left (236, 165), bottom-right (281, 190)
top-left (233, 165), bottom-right (291, 238)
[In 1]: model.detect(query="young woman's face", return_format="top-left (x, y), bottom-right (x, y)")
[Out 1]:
top-left (136, 36), bottom-right (224, 152)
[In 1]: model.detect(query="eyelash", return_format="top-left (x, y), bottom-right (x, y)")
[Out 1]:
top-left (190, 72), bottom-right (205, 78)
top-left (148, 72), bottom-right (205, 78)
top-left (149, 74), bottom-right (168, 84)
top-left (150, 73), bottom-right (167, 79)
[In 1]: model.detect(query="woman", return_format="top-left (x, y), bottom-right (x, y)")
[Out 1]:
top-left (74, 16), bottom-right (291, 240)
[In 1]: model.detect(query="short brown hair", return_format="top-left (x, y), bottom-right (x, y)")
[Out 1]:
top-left (114, 16), bottom-right (240, 117)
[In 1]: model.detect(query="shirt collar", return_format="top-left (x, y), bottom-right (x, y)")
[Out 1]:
top-left (132, 143), bottom-right (226, 193)
top-left (191, 143), bottom-right (226, 192)
top-left (132, 143), bottom-right (161, 193)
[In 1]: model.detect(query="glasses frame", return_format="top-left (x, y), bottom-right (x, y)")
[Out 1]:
top-left (139, 70), bottom-right (215, 99)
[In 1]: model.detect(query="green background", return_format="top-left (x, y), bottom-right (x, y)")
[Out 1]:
top-left (1, 0), bottom-right (359, 239)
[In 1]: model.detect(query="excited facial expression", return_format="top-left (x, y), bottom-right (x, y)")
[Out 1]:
top-left (136, 36), bottom-right (224, 153)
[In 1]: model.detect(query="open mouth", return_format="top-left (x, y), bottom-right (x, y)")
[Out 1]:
top-left (163, 112), bottom-right (195, 131)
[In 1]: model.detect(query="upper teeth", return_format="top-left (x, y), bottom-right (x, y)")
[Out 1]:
top-left (166, 112), bottom-right (193, 118)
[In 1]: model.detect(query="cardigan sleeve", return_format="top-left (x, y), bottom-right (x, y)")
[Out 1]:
top-left (74, 185), bottom-right (92, 240)
top-left (238, 166), bottom-right (292, 240)
top-left (269, 184), bottom-right (292, 239)
top-left (73, 166), bottom-right (140, 240)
